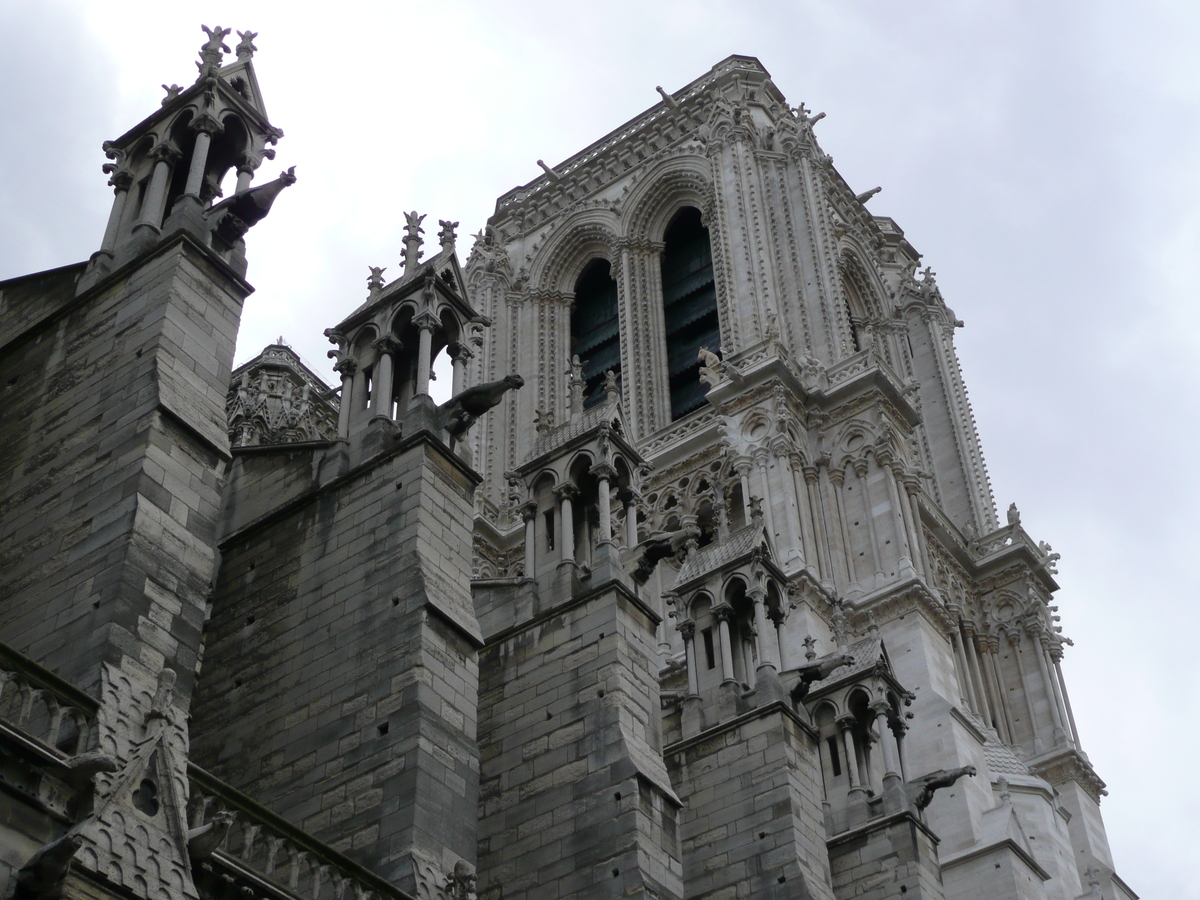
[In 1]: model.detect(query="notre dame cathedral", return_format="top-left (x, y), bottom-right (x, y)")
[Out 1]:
top-left (0, 26), bottom-right (1135, 900)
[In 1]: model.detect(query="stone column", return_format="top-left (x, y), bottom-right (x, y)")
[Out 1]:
top-left (899, 473), bottom-right (929, 578)
top-left (334, 359), bottom-right (357, 439)
top-left (753, 450), bottom-right (778, 541)
top-left (372, 337), bottom-right (400, 418)
top-left (136, 143), bottom-right (180, 230)
top-left (413, 312), bottom-right (439, 398)
top-left (521, 503), bottom-right (537, 579)
top-left (793, 458), bottom-right (818, 572)
top-left (100, 170), bottom-right (134, 253)
top-left (592, 464), bottom-right (615, 543)
top-left (620, 489), bottom-right (640, 549)
top-left (961, 622), bottom-right (994, 726)
top-left (773, 443), bottom-right (805, 568)
top-left (712, 604), bottom-right (737, 684)
top-left (679, 620), bottom-right (700, 696)
top-left (234, 152), bottom-right (258, 195)
top-left (982, 635), bottom-right (1015, 744)
top-left (882, 460), bottom-right (916, 577)
top-left (949, 624), bottom-right (979, 713)
top-left (805, 464), bottom-right (836, 581)
top-left (828, 468), bottom-right (858, 588)
top-left (554, 484), bottom-right (577, 564)
top-left (1008, 629), bottom-right (1043, 752)
top-left (852, 459), bottom-right (885, 586)
top-left (1051, 648), bottom-right (1082, 749)
top-left (750, 587), bottom-right (781, 672)
top-left (871, 703), bottom-right (900, 778)
top-left (1031, 628), bottom-right (1068, 745)
top-left (184, 116), bottom-right (223, 198)
top-left (448, 340), bottom-right (473, 397)
top-left (893, 721), bottom-right (911, 780)
top-left (734, 458), bottom-right (754, 523)
top-left (837, 716), bottom-right (864, 794)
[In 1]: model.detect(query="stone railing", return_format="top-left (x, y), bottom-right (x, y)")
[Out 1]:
top-left (974, 523), bottom-right (1041, 560)
top-left (0, 641), bottom-right (98, 756)
top-left (188, 765), bottom-right (416, 900)
top-left (824, 345), bottom-right (908, 396)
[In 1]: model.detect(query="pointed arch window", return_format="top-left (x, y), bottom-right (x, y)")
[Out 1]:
top-left (661, 207), bottom-right (718, 420)
top-left (571, 259), bottom-right (621, 409)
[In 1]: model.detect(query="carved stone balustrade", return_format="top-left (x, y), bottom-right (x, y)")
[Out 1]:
top-left (188, 765), bottom-right (418, 900)
top-left (0, 641), bottom-right (97, 756)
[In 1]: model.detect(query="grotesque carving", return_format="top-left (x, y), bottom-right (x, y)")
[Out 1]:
top-left (790, 653), bottom-right (856, 701)
top-left (632, 525), bottom-right (700, 584)
top-left (905, 766), bottom-right (977, 811)
top-left (440, 375), bottom-right (525, 440)
top-left (188, 810), bottom-right (236, 860)
top-left (12, 833), bottom-right (83, 900)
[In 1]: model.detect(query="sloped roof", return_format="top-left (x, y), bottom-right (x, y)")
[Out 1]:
top-left (982, 738), bottom-right (1032, 777)
top-left (671, 524), bottom-right (767, 590)
top-left (806, 635), bottom-right (884, 693)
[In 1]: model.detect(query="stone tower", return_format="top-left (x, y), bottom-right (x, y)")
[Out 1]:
top-left (463, 55), bottom-right (1133, 900)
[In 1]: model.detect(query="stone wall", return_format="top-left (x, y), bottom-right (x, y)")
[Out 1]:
top-left (476, 581), bottom-right (683, 900)
top-left (191, 434), bottom-right (481, 895)
top-left (665, 706), bottom-right (836, 900)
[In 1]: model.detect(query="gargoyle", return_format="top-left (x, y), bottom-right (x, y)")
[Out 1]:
top-left (187, 810), bottom-right (236, 860)
top-left (58, 750), bottom-right (119, 787)
top-left (440, 374), bottom-right (524, 440)
top-left (12, 832), bottom-right (83, 900)
top-left (208, 167), bottom-right (297, 247)
top-left (790, 653), bottom-right (856, 701)
top-left (905, 765), bottom-right (977, 811)
top-left (632, 526), bottom-right (699, 584)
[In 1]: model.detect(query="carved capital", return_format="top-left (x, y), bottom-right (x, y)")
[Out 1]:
top-left (836, 715), bottom-right (857, 733)
top-left (413, 310), bottom-right (440, 332)
top-left (710, 603), bottom-right (735, 624)
top-left (520, 501), bottom-right (538, 523)
top-left (333, 358), bottom-right (358, 378)
top-left (373, 336), bottom-right (401, 356)
top-left (447, 340), bottom-right (474, 362)
top-left (150, 141), bottom-right (182, 165)
top-left (553, 483), bottom-right (580, 502)
top-left (676, 619), bottom-right (696, 640)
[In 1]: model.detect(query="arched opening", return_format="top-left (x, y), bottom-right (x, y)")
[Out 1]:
top-left (660, 207), bottom-right (718, 420)
top-left (570, 259), bottom-right (620, 409)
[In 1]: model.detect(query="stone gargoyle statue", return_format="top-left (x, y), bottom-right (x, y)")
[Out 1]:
top-left (12, 832), bottom-right (83, 900)
top-left (905, 765), bottom-right (977, 811)
top-left (439, 374), bottom-right (524, 440)
top-left (631, 525), bottom-right (700, 584)
top-left (188, 810), bottom-right (236, 861)
top-left (790, 652), bottom-right (856, 701)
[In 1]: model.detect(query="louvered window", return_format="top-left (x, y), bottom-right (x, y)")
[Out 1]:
top-left (571, 259), bottom-right (621, 409)
top-left (661, 208), bottom-right (718, 420)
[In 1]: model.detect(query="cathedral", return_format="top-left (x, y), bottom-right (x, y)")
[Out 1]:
top-left (0, 27), bottom-right (1136, 900)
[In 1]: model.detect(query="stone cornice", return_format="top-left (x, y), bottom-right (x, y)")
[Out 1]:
top-left (1027, 748), bottom-right (1107, 805)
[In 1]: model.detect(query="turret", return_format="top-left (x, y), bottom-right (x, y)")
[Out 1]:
top-left (78, 25), bottom-right (293, 292)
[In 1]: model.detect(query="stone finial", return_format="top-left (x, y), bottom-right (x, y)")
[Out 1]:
top-left (802, 634), bottom-right (817, 661)
top-left (536, 159), bottom-right (561, 181)
top-left (535, 409), bottom-right (554, 435)
top-left (188, 810), bottom-right (236, 860)
top-left (748, 495), bottom-right (764, 529)
top-left (445, 860), bottom-right (477, 900)
top-left (603, 369), bottom-right (620, 404)
top-left (198, 25), bottom-right (232, 75)
top-left (655, 86), bottom-right (677, 108)
top-left (367, 266), bottom-right (387, 297)
top-left (161, 84), bottom-right (183, 105)
top-left (402, 211), bottom-right (426, 274)
top-left (997, 776), bottom-right (1012, 806)
top-left (235, 30), bottom-right (258, 61)
top-left (438, 219), bottom-right (459, 250)
top-left (1006, 502), bottom-right (1020, 528)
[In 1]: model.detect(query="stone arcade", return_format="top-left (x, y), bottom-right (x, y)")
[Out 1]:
top-left (0, 28), bottom-right (1134, 900)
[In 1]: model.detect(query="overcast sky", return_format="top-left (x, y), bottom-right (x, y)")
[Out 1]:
top-left (3, 1), bottom-right (1197, 896)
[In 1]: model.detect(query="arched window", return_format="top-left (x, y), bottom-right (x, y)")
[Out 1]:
top-left (660, 207), bottom-right (718, 420)
top-left (570, 259), bottom-right (620, 409)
